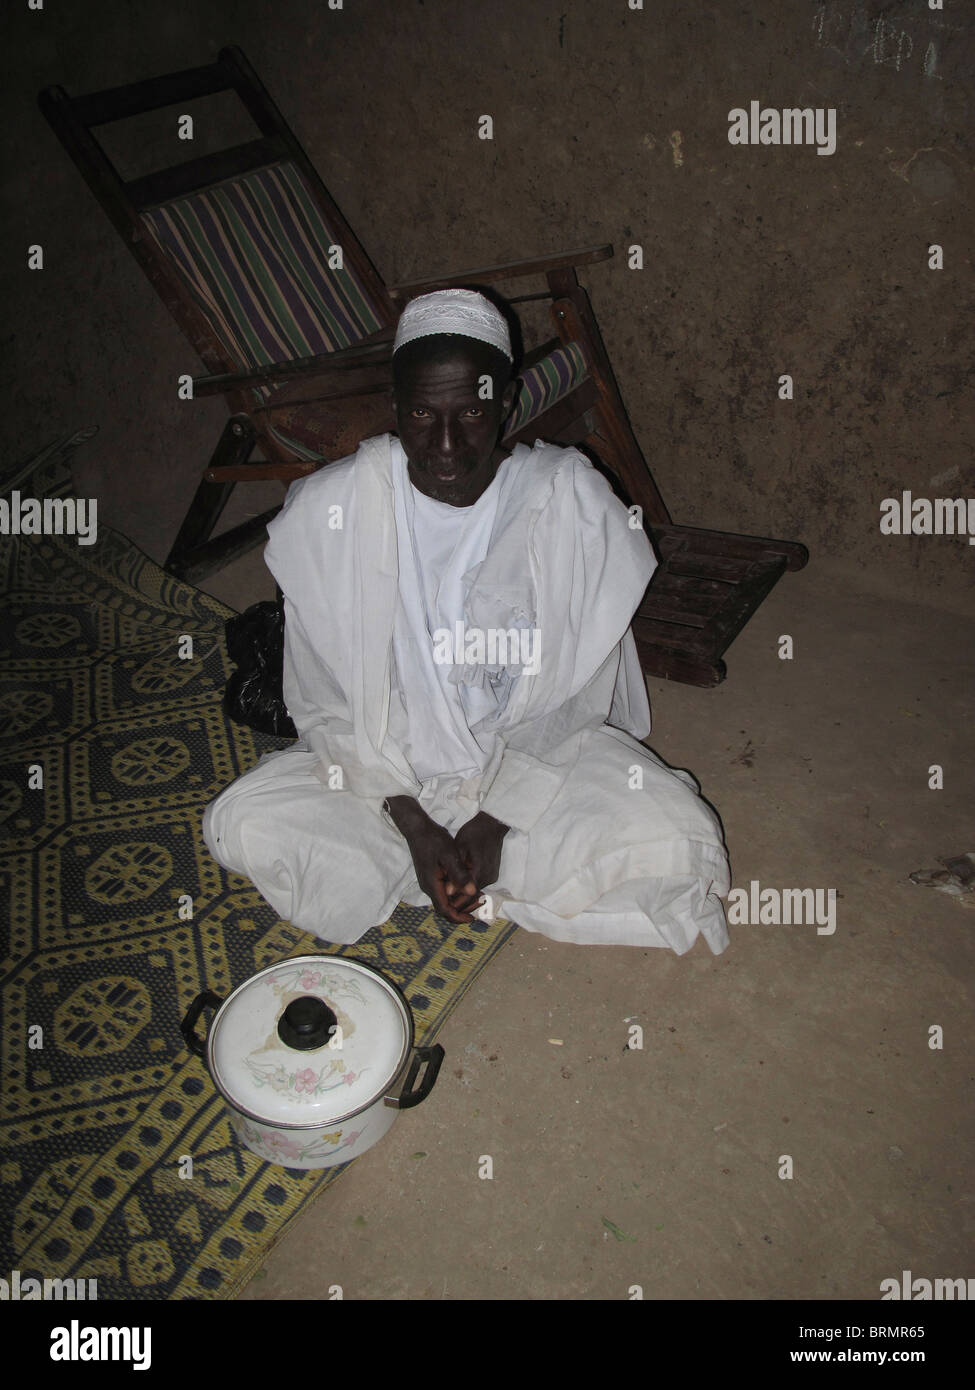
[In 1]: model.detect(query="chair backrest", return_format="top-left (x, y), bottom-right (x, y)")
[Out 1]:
top-left (504, 340), bottom-right (589, 438)
top-left (140, 160), bottom-right (388, 376)
top-left (39, 46), bottom-right (397, 381)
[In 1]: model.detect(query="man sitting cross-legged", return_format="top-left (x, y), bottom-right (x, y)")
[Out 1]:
top-left (203, 289), bottom-right (731, 953)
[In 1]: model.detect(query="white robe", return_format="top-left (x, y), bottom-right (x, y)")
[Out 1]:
top-left (202, 433), bottom-right (731, 954)
top-left (388, 439), bottom-right (518, 781)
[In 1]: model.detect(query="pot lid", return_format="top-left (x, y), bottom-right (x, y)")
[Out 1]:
top-left (208, 956), bottom-right (412, 1128)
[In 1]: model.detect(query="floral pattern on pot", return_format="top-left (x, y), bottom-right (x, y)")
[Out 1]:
top-left (233, 1114), bottom-right (369, 1165)
top-left (265, 962), bottom-right (371, 1008)
top-left (243, 1055), bottom-right (369, 1102)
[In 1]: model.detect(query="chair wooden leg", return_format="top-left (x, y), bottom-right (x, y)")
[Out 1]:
top-left (165, 415), bottom-right (281, 583)
top-left (635, 642), bottom-right (727, 688)
top-left (546, 273), bottom-right (672, 528)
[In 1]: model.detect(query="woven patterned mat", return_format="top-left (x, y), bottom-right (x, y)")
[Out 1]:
top-left (0, 430), bottom-right (516, 1300)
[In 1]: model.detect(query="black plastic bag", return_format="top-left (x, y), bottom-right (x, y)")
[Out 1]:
top-left (223, 599), bottom-right (297, 738)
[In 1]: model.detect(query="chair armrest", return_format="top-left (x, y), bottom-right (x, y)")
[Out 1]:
top-left (388, 244), bottom-right (613, 299)
top-left (193, 333), bottom-right (395, 397)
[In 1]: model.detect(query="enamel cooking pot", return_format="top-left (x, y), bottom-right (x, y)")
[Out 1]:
top-left (181, 955), bottom-right (444, 1169)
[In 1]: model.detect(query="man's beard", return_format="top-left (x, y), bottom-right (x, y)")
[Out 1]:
top-left (413, 453), bottom-right (484, 503)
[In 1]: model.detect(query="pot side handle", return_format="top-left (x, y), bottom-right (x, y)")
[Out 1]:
top-left (384, 1044), bottom-right (444, 1110)
top-left (181, 990), bottom-right (225, 1058)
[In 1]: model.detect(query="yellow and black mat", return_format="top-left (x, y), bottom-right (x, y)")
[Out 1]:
top-left (0, 431), bottom-right (516, 1300)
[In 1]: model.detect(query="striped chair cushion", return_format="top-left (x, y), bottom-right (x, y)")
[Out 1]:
top-left (140, 161), bottom-right (386, 376)
top-left (504, 340), bottom-right (589, 437)
top-left (143, 161), bottom-right (588, 465)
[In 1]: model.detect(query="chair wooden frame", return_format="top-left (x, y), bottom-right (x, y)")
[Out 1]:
top-left (40, 45), bottom-right (807, 686)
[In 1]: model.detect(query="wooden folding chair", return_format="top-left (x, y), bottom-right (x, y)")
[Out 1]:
top-left (40, 44), bottom-right (807, 687)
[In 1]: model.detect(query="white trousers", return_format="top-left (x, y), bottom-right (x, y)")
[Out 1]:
top-left (202, 726), bottom-right (731, 955)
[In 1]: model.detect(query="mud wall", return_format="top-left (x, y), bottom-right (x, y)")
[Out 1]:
top-left (4, 0), bottom-right (973, 611)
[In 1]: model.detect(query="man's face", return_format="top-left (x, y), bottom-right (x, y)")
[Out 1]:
top-left (393, 343), bottom-right (517, 507)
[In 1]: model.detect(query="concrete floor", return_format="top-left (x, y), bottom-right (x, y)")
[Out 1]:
top-left (94, 460), bottom-right (975, 1302)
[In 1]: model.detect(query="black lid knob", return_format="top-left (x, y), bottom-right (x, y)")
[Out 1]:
top-left (277, 996), bottom-right (338, 1051)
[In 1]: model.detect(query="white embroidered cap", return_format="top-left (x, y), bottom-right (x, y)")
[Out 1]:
top-left (393, 288), bottom-right (513, 361)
